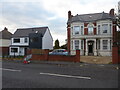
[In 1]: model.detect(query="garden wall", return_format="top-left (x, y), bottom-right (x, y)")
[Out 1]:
top-left (27, 49), bottom-right (80, 62)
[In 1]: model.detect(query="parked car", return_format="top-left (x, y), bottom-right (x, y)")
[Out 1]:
top-left (49, 49), bottom-right (68, 55)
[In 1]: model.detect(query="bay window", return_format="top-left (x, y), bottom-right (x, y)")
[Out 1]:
top-left (74, 40), bottom-right (79, 50)
top-left (74, 26), bottom-right (80, 35)
top-left (103, 40), bottom-right (108, 50)
top-left (102, 24), bottom-right (108, 33)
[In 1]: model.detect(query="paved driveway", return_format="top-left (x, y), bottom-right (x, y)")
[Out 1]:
top-left (81, 56), bottom-right (112, 64)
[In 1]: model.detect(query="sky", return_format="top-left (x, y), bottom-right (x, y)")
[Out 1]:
top-left (0, 0), bottom-right (119, 46)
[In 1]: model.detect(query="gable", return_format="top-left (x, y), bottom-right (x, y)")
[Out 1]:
top-left (0, 29), bottom-right (12, 39)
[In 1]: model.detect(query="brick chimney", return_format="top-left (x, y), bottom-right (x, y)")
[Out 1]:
top-left (109, 9), bottom-right (114, 16)
top-left (68, 11), bottom-right (72, 19)
top-left (67, 11), bottom-right (72, 54)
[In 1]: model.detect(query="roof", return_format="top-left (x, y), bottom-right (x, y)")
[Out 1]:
top-left (0, 27), bottom-right (12, 39)
top-left (67, 12), bottom-right (115, 23)
top-left (12, 27), bottom-right (48, 37)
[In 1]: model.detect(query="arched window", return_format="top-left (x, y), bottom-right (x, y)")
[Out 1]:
top-left (88, 26), bottom-right (94, 35)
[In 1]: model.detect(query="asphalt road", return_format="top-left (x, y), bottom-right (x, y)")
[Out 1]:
top-left (1, 60), bottom-right (119, 88)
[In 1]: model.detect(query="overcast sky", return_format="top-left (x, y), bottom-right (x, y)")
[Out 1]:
top-left (0, 0), bottom-right (119, 46)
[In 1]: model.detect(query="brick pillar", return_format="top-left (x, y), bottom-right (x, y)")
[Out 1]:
top-left (112, 46), bottom-right (119, 64)
top-left (75, 50), bottom-right (80, 62)
top-left (27, 49), bottom-right (32, 55)
top-left (112, 21), bottom-right (117, 45)
top-left (44, 49), bottom-right (49, 61)
top-left (84, 28), bottom-right (88, 35)
top-left (94, 28), bottom-right (97, 35)
top-left (119, 46), bottom-right (120, 63)
top-left (67, 24), bottom-right (71, 54)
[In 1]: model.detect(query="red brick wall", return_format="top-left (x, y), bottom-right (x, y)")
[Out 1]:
top-left (112, 20), bottom-right (120, 64)
top-left (112, 46), bottom-right (120, 64)
top-left (93, 22), bottom-right (96, 26)
top-left (84, 23), bottom-right (88, 27)
top-left (29, 50), bottom-right (80, 62)
top-left (30, 54), bottom-right (47, 61)
top-left (94, 28), bottom-right (97, 35)
top-left (0, 47), bottom-right (9, 56)
top-left (119, 46), bottom-right (120, 63)
top-left (49, 55), bottom-right (75, 62)
top-left (84, 28), bottom-right (88, 35)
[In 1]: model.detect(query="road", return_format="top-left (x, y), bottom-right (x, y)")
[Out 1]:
top-left (1, 60), bottom-right (119, 88)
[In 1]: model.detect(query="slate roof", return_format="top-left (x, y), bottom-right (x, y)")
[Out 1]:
top-left (0, 28), bottom-right (12, 39)
top-left (12, 27), bottom-right (48, 37)
top-left (67, 12), bottom-right (115, 23)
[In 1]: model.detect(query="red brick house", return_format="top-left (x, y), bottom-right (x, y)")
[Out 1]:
top-left (67, 9), bottom-right (116, 56)
top-left (0, 27), bottom-right (12, 57)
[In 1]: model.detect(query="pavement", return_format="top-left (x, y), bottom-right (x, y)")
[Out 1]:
top-left (80, 56), bottom-right (112, 64)
top-left (1, 58), bottom-right (119, 70)
top-left (1, 55), bottom-right (113, 64)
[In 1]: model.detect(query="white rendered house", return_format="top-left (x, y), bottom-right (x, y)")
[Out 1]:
top-left (9, 27), bottom-right (53, 56)
top-left (67, 9), bottom-right (116, 56)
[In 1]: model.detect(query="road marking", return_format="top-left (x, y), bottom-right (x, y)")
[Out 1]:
top-left (40, 72), bottom-right (91, 80)
top-left (0, 68), bottom-right (21, 72)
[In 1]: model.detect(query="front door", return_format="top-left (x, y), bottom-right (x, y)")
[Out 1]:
top-left (88, 41), bottom-right (94, 56)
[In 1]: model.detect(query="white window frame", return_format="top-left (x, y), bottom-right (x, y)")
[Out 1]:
top-left (98, 25), bottom-right (101, 35)
top-left (103, 40), bottom-right (108, 50)
top-left (13, 38), bottom-right (20, 43)
top-left (81, 40), bottom-right (84, 50)
top-left (102, 24), bottom-right (108, 34)
top-left (73, 26), bottom-right (80, 35)
top-left (88, 26), bottom-right (94, 35)
top-left (109, 24), bottom-right (112, 34)
top-left (24, 37), bottom-right (28, 43)
top-left (74, 40), bottom-right (79, 50)
top-left (81, 26), bottom-right (84, 35)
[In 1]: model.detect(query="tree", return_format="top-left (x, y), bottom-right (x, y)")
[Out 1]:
top-left (115, 14), bottom-right (120, 45)
top-left (116, 16), bottom-right (120, 28)
top-left (54, 39), bottom-right (60, 49)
